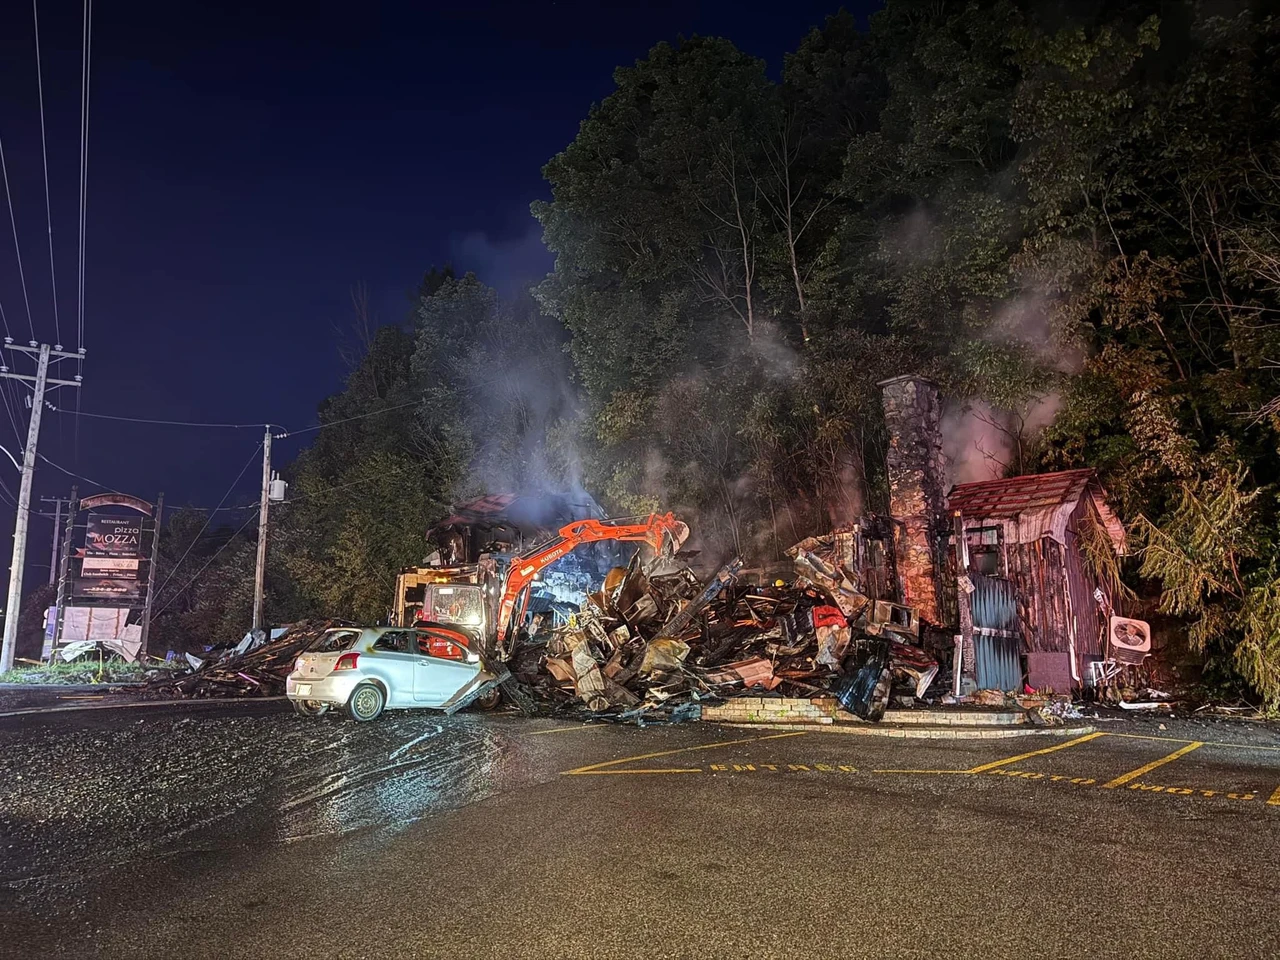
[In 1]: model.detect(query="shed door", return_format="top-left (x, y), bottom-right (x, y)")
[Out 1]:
top-left (970, 574), bottom-right (1022, 691)
top-left (974, 634), bottom-right (1022, 692)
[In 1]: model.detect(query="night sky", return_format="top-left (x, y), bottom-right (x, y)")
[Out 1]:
top-left (0, 0), bottom-right (877, 571)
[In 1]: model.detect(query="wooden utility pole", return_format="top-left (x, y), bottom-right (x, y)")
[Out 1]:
top-left (251, 428), bottom-right (272, 632)
top-left (41, 495), bottom-right (71, 586)
top-left (139, 493), bottom-right (164, 658)
top-left (0, 342), bottom-right (83, 672)
top-left (50, 487), bottom-right (78, 659)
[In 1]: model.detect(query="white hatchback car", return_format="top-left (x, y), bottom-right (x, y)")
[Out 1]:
top-left (286, 625), bottom-right (500, 721)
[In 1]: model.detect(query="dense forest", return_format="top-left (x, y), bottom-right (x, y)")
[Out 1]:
top-left (149, 1), bottom-right (1280, 706)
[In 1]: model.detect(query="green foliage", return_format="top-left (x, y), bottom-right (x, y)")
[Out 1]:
top-left (146, 2), bottom-right (1280, 701)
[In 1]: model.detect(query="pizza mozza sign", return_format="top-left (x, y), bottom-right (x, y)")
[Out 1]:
top-left (82, 514), bottom-right (142, 580)
top-left (86, 514), bottom-right (142, 558)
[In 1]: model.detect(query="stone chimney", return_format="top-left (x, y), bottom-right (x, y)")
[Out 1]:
top-left (878, 375), bottom-right (947, 625)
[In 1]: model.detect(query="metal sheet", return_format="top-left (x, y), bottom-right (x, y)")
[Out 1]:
top-left (974, 634), bottom-right (1021, 692)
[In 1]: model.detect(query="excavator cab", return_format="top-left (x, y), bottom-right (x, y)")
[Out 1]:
top-left (419, 583), bottom-right (485, 630)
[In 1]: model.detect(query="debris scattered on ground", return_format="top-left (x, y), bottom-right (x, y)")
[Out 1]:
top-left (142, 620), bottom-right (354, 699)
top-left (509, 531), bottom-right (938, 723)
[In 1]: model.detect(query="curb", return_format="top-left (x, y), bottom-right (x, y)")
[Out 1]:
top-left (713, 721), bottom-right (1097, 741)
top-left (0, 696), bottom-right (288, 719)
top-left (0, 682), bottom-right (146, 691)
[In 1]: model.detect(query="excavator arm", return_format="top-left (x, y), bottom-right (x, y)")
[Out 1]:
top-left (494, 513), bottom-right (689, 654)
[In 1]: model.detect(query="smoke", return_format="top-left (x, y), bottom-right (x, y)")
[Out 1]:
top-left (988, 290), bottom-right (1085, 374)
top-left (941, 285), bottom-right (1083, 483)
top-left (742, 318), bottom-right (802, 382)
top-left (451, 218), bottom-right (554, 299)
top-left (942, 392), bottom-right (1064, 485)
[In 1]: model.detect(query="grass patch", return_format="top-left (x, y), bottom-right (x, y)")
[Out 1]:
top-left (0, 659), bottom-right (168, 685)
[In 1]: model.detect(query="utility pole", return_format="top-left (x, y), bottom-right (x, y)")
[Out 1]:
top-left (139, 493), bottom-right (163, 659)
top-left (50, 486), bottom-right (78, 659)
top-left (41, 495), bottom-right (70, 586)
top-left (251, 427), bottom-right (272, 632)
top-left (0, 341), bottom-right (83, 672)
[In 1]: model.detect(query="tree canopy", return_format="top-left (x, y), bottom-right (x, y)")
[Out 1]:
top-left (147, 1), bottom-right (1280, 707)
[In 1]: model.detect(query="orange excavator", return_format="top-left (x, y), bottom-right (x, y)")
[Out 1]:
top-left (391, 513), bottom-right (689, 660)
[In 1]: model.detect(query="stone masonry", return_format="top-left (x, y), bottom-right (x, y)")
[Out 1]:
top-left (878, 375), bottom-right (947, 626)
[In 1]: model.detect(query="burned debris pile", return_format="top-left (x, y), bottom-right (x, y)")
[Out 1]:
top-left (510, 533), bottom-right (938, 722)
top-left (143, 619), bottom-right (353, 699)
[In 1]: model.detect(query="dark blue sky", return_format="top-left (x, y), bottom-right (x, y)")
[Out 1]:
top-left (0, 0), bottom-right (876, 560)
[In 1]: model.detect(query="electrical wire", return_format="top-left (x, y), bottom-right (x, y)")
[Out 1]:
top-left (284, 459), bottom-right (423, 505)
top-left (151, 511), bottom-right (257, 617)
top-left (150, 442), bottom-right (262, 602)
top-left (36, 452), bottom-right (121, 493)
top-left (0, 133), bottom-right (36, 342)
top-left (32, 0), bottom-right (62, 346)
top-left (51, 408), bottom-right (273, 429)
top-left (74, 0), bottom-right (93, 463)
top-left (77, 0), bottom-right (92, 356)
top-left (0, 307), bottom-right (24, 444)
top-left (272, 396), bottom-right (424, 439)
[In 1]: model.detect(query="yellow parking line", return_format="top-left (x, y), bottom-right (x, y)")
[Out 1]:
top-left (872, 769), bottom-right (974, 775)
top-left (966, 731), bottom-right (1107, 774)
top-left (527, 725), bottom-right (606, 736)
top-left (1102, 741), bottom-right (1203, 789)
top-left (562, 731), bottom-right (806, 776)
top-left (567, 768), bottom-right (703, 775)
top-left (1106, 732), bottom-right (1280, 752)
top-left (1267, 785), bottom-right (1280, 807)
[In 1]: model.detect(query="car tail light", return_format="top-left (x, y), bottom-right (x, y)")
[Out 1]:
top-left (427, 636), bottom-right (466, 661)
top-left (334, 652), bottom-right (360, 671)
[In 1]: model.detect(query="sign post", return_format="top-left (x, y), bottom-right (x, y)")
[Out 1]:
top-left (139, 493), bottom-right (163, 659)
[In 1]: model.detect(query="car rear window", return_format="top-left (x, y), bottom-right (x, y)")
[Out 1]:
top-left (308, 629), bottom-right (361, 653)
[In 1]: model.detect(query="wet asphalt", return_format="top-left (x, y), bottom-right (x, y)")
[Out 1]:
top-left (2, 702), bottom-right (1279, 959)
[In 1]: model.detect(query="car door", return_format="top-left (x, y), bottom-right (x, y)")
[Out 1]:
top-left (412, 627), bottom-right (480, 705)
top-left (369, 630), bottom-right (417, 707)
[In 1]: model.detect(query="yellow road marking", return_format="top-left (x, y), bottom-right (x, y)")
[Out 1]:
top-left (966, 731), bottom-right (1107, 774)
top-left (1106, 732), bottom-right (1280, 753)
top-left (562, 731), bottom-right (806, 776)
top-left (872, 769), bottom-right (974, 775)
top-left (1267, 785), bottom-right (1280, 807)
top-left (527, 725), bottom-right (606, 736)
top-left (1102, 741), bottom-right (1203, 789)
top-left (568, 768), bottom-right (703, 775)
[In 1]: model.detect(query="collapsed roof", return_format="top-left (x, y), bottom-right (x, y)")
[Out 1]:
top-left (947, 468), bottom-right (1125, 553)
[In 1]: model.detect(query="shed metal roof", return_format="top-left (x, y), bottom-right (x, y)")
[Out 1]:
top-left (948, 468), bottom-right (1125, 552)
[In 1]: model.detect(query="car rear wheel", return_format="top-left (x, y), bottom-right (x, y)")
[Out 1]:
top-left (471, 686), bottom-right (501, 711)
top-left (345, 682), bottom-right (386, 722)
top-left (293, 699), bottom-right (330, 717)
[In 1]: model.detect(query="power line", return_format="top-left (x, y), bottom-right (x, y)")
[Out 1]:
top-left (284, 458), bottom-right (423, 505)
top-left (152, 511), bottom-right (257, 618)
top-left (36, 452), bottom-right (121, 493)
top-left (0, 133), bottom-right (36, 342)
top-left (32, 0), bottom-right (62, 347)
top-left (77, 0), bottom-right (92, 355)
top-left (272, 396), bottom-right (424, 439)
top-left (50, 408), bottom-right (273, 429)
top-left (151, 442), bottom-right (262, 602)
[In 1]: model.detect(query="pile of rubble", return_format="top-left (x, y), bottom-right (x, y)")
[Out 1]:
top-left (143, 619), bottom-right (353, 699)
top-left (510, 533), bottom-right (939, 722)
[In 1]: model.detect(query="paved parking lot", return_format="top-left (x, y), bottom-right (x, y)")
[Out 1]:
top-left (4, 705), bottom-right (1279, 958)
top-left (559, 725), bottom-right (1280, 811)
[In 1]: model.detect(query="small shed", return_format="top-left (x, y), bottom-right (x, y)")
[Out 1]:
top-left (948, 468), bottom-right (1126, 691)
